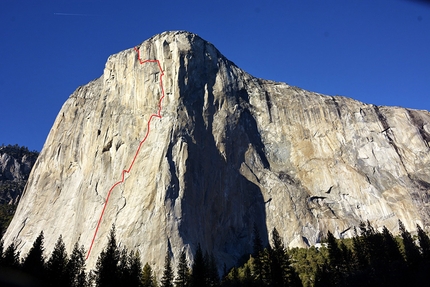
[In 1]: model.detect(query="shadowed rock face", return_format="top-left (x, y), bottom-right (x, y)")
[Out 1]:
top-left (3, 31), bottom-right (430, 273)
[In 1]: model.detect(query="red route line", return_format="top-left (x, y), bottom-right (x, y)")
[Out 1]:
top-left (86, 47), bottom-right (165, 260)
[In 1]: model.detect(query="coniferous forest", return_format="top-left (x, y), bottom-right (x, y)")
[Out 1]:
top-left (1, 220), bottom-right (430, 287)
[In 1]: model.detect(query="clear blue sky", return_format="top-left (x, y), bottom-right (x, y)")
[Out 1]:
top-left (1, 0), bottom-right (429, 151)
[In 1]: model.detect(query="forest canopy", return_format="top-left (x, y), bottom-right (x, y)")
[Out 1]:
top-left (1, 221), bottom-right (430, 287)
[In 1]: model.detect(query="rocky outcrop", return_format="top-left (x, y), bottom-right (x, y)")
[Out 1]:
top-left (0, 145), bottom-right (38, 205)
top-left (3, 31), bottom-right (430, 274)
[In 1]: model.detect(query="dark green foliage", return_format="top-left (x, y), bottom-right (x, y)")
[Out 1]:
top-left (251, 224), bottom-right (264, 285)
top-left (378, 226), bottom-right (406, 286)
top-left (361, 221), bottom-right (385, 266)
top-left (399, 220), bottom-right (421, 266)
top-left (417, 224), bottom-right (430, 261)
top-left (326, 230), bottom-right (342, 273)
top-left (206, 252), bottom-right (220, 287)
top-left (95, 225), bottom-right (121, 287)
top-left (226, 267), bottom-right (240, 287)
top-left (142, 262), bottom-right (156, 287)
top-left (314, 263), bottom-right (331, 287)
top-left (223, 236), bottom-right (303, 287)
top-left (6, 220), bottom-right (430, 287)
top-left (66, 242), bottom-right (87, 287)
top-left (317, 239), bottom-right (353, 286)
top-left (289, 246), bottom-right (328, 287)
top-left (0, 203), bottom-right (17, 235)
top-left (191, 244), bottom-right (207, 287)
top-left (314, 222), bottom-right (430, 287)
top-left (46, 235), bottom-right (69, 286)
top-left (161, 250), bottom-right (174, 287)
top-left (381, 226), bottom-right (403, 264)
top-left (93, 225), bottom-right (143, 287)
top-left (127, 251), bottom-right (144, 287)
top-left (22, 231), bottom-right (46, 281)
top-left (175, 249), bottom-right (190, 287)
top-left (260, 247), bottom-right (272, 286)
top-left (118, 248), bottom-right (129, 283)
top-left (0, 184), bottom-right (20, 235)
top-left (351, 227), bottom-right (367, 270)
top-left (270, 228), bottom-right (287, 287)
top-left (2, 241), bottom-right (20, 268)
top-left (225, 228), bottom-right (302, 287)
top-left (269, 228), bottom-right (302, 287)
top-left (0, 144), bottom-right (39, 158)
top-left (364, 222), bottom-right (401, 285)
top-left (241, 263), bottom-right (253, 286)
top-left (339, 241), bottom-right (353, 273)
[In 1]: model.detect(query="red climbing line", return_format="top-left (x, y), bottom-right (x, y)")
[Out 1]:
top-left (86, 47), bottom-right (165, 260)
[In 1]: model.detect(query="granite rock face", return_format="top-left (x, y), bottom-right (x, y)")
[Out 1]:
top-left (3, 31), bottom-right (430, 273)
top-left (0, 145), bottom-right (38, 205)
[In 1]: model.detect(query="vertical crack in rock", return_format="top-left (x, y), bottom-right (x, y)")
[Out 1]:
top-left (407, 109), bottom-right (430, 148)
top-left (264, 91), bottom-right (273, 123)
top-left (15, 217), bottom-right (28, 239)
top-left (331, 96), bottom-right (342, 119)
top-left (165, 142), bottom-right (180, 201)
top-left (373, 105), bottom-right (409, 174)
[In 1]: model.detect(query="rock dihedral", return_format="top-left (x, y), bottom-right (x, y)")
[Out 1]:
top-left (3, 31), bottom-right (430, 273)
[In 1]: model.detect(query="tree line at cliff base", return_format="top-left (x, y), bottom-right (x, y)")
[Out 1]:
top-left (1, 220), bottom-right (430, 287)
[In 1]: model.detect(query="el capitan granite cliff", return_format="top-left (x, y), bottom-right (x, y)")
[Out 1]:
top-left (3, 31), bottom-right (430, 273)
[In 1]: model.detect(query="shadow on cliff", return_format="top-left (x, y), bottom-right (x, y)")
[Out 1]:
top-left (165, 37), bottom-right (269, 268)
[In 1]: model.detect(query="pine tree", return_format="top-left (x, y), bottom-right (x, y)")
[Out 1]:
top-left (381, 226), bottom-right (403, 264)
top-left (2, 242), bottom-right (20, 268)
top-left (314, 263), bottom-right (332, 287)
top-left (66, 242), bottom-right (87, 287)
top-left (326, 231), bottom-right (342, 272)
top-left (118, 247), bottom-right (130, 284)
top-left (22, 231), bottom-right (46, 281)
top-left (352, 227), bottom-right (367, 270)
top-left (377, 226), bottom-right (406, 287)
top-left (228, 267), bottom-right (240, 287)
top-left (0, 239), bottom-right (3, 263)
top-left (339, 241), bottom-right (353, 273)
top-left (175, 249), bottom-right (190, 287)
top-left (191, 243), bottom-right (207, 287)
top-left (362, 221), bottom-right (385, 268)
top-left (95, 225), bottom-right (120, 287)
top-left (127, 250), bottom-right (143, 287)
top-left (46, 235), bottom-right (69, 287)
top-left (270, 228), bottom-right (285, 287)
top-left (287, 255), bottom-right (302, 286)
top-left (251, 224), bottom-right (264, 284)
top-left (87, 271), bottom-right (96, 287)
top-left (417, 224), bottom-right (430, 262)
top-left (316, 231), bottom-right (346, 286)
top-left (161, 250), bottom-right (174, 287)
top-left (399, 220), bottom-right (421, 266)
top-left (142, 262), bottom-right (156, 287)
top-left (76, 269), bottom-right (89, 287)
top-left (269, 228), bottom-right (301, 287)
top-left (253, 223), bottom-right (264, 256)
top-left (207, 253), bottom-right (219, 287)
top-left (260, 247), bottom-right (272, 286)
